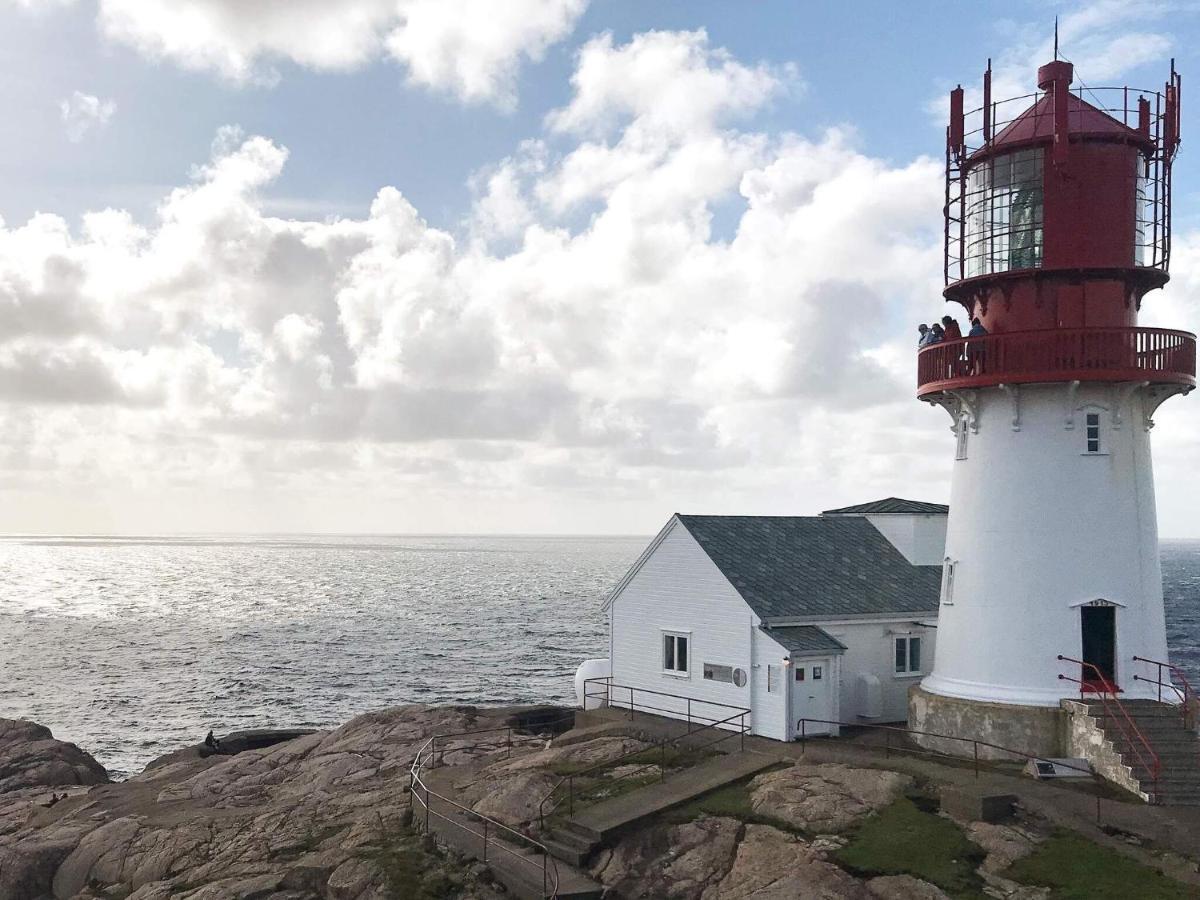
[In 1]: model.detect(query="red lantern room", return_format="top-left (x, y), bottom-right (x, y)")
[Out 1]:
top-left (917, 58), bottom-right (1196, 396)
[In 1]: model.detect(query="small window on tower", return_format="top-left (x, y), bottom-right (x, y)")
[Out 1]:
top-left (941, 558), bottom-right (956, 605)
top-left (955, 419), bottom-right (969, 460)
top-left (1085, 412), bottom-right (1101, 453)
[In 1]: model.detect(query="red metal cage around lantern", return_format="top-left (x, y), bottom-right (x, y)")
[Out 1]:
top-left (944, 69), bottom-right (1181, 287)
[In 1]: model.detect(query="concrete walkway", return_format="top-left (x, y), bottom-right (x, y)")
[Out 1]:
top-left (566, 750), bottom-right (780, 842)
top-left (579, 707), bottom-right (1200, 888)
top-left (420, 766), bottom-right (603, 899)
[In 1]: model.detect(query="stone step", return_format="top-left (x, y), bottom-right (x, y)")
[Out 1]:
top-left (549, 827), bottom-right (596, 851)
top-left (502, 855), bottom-right (602, 900)
top-left (562, 817), bottom-right (603, 844)
top-left (1089, 713), bottom-right (1190, 726)
top-left (540, 833), bottom-right (593, 868)
top-left (1154, 794), bottom-right (1200, 807)
top-left (1094, 710), bottom-right (1185, 724)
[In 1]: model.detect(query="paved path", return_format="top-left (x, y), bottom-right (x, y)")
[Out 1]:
top-left (566, 749), bottom-right (780, 841)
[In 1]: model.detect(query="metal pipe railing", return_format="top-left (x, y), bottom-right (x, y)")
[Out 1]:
top-left (537, 678), bottom-right (751, 828)
top-left (1057, 654), bottom-right (1161, 802)
top-left (410, 724), bottom-right (565, 898)
top-left (1133, 654), bottom-right (1200, 730)
top-left (796, 716), bottom-right (1109, 822)
top-left (916, 326), bottom-right (1196, 395)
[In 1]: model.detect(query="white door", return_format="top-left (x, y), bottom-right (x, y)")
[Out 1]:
top-left (791, 657), bottom-right (834, 737)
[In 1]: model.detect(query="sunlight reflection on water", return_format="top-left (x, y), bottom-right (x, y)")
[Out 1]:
top-left (0, 534), bottom-right (641, 777)
top-left (2, 535), bottom-right (1198, 779)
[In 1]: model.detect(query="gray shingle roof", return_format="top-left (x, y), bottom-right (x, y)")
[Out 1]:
top-left (821, 497), bottom-right (949, 516)
top-left (675, 515), bottom-right (941, 621)
top-left (760, 625), bottom-right (847, 655)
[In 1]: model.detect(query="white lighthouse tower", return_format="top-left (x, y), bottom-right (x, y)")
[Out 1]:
top-left (908, 58), bottom-right (1195, 758)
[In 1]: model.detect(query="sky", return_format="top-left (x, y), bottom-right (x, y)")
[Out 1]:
top-left (2, 0), bottom-right (1200, 536)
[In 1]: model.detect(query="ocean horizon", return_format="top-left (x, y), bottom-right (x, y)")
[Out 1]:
top-left (3, 533), bottom-right (1199, 778)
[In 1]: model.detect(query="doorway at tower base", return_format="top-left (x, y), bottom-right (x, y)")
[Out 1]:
top-left (907, 685), bottom-right (1065, 761)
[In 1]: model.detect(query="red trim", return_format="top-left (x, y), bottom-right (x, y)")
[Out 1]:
top-left (917, 326), bottom-right (1196, 397)
top-left (1081, 677), bottom-right (1123, 694)
top-left (1058, 654), bottom-right (1161, 798)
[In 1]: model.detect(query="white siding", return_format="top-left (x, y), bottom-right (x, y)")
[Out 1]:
top-left (751, 628), bottom-right (791, 741)
top-left (609, 520), bottom-right (766, 737)
top-left (864, 514), bottom-right (948, 565)
top-left (823, 621), bottom-right (938, 722)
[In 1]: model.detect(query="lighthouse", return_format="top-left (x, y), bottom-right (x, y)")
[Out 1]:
top-left (908, 57), bottom-right (1195, 757)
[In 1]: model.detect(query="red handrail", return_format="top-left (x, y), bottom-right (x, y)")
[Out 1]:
top-left (1058, 654), bottom-right (1161, 801)
top-left (1133, 655), bottom-right (1200, 730)
top-left (917, 326), bottom-right (1196, 396)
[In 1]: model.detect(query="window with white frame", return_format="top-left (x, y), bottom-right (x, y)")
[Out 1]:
top-left (1085, 412), bottom-right (1102, 454)
top-left (955, 418), bottom-right (969, 460)
top-left (662, 632), bottom-right (689, 675)
top-left (767, 664), bottom-right (781, 693)
top-left (894, 635), bottom-right (922, 675)
top-left (703, 663), bottom-right (733, 683)
top-left (941, 558), bottom-right (957, 605)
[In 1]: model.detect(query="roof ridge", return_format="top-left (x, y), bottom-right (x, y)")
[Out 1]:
top-left (674, 514), bottom-right (942, 621)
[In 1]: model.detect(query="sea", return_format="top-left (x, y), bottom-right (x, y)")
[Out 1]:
top-left (1, 534), bottom-right (1198, 779)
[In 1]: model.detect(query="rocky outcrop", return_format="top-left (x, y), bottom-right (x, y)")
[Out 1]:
top-left (142, 727), bottom-right (319, 772)
top-left (865, 875), bottom-right (951, 899)
top-left (591, 815), bottom-right (743, 898)
top-left (451, 733), bottom-right (654, 827)
top-left (0, 706), bottom-right (518, 900)
top-left (748, 763), bottom-right (911, 833)
top-left (703, 824), bottom-right (871, 899)
top-left (0, 719), bottom-right (109, 795)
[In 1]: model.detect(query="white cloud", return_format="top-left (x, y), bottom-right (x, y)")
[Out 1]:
top-left (3, 25), bottom-right (1198, 534)
top-left (385, 0), bottom-right (588, 109)
top-left (59, 90), bottom-right (116, 142)
top-left (0, 28), bottom-right (955, 532)
top-left (547, 29), bottom-right (790, 139)
top-left (61, 0), bottom-right (588, 103)
top-left (930, 0), bottom-right (1175, 127)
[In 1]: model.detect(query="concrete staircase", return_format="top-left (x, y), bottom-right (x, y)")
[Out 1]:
top-left (1087, 699), bottom-right (1200, 805)
top-left (540, 750), bottom-right (780, 866)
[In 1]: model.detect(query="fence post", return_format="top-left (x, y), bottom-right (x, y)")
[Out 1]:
top-left (630, 687), bottom-right (635, 721)
top-left (431, 736), bottom-right (437, 770)
top-left (687, 698), bottom-right (692, 734)
top-left (660, 740), bottom-right (667, 782)
top-left (800, 719), bottom-right (806, 755)
top-left (973, 741), bottom-right (979, 779)
top-left (569, 775), bottom-right (575, 816)
top-left (885, 729), bottom-right (891, 759)
top-left (424, 782), bottom-right (431, 833)
top-left (483, 818), bottom-right (489, 864)
top-left (740, 712), bottom-right (745, 751)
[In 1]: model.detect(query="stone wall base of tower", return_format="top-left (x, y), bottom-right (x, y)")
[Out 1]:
top-left (907, 685), bottom-right (1065, 760)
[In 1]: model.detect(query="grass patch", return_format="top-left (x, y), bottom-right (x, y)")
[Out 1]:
top-left (361, 819), bottom-right (467, 900)
top-left (1003, 832), bottom-right (1195, 900)
top-left (660, 764), bottom-right (798, 832)
top-left (834, 797), bottom-right (986, 899)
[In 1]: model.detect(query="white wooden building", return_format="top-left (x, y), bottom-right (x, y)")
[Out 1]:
top-left (591, 498), bottom-right (948, 742)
